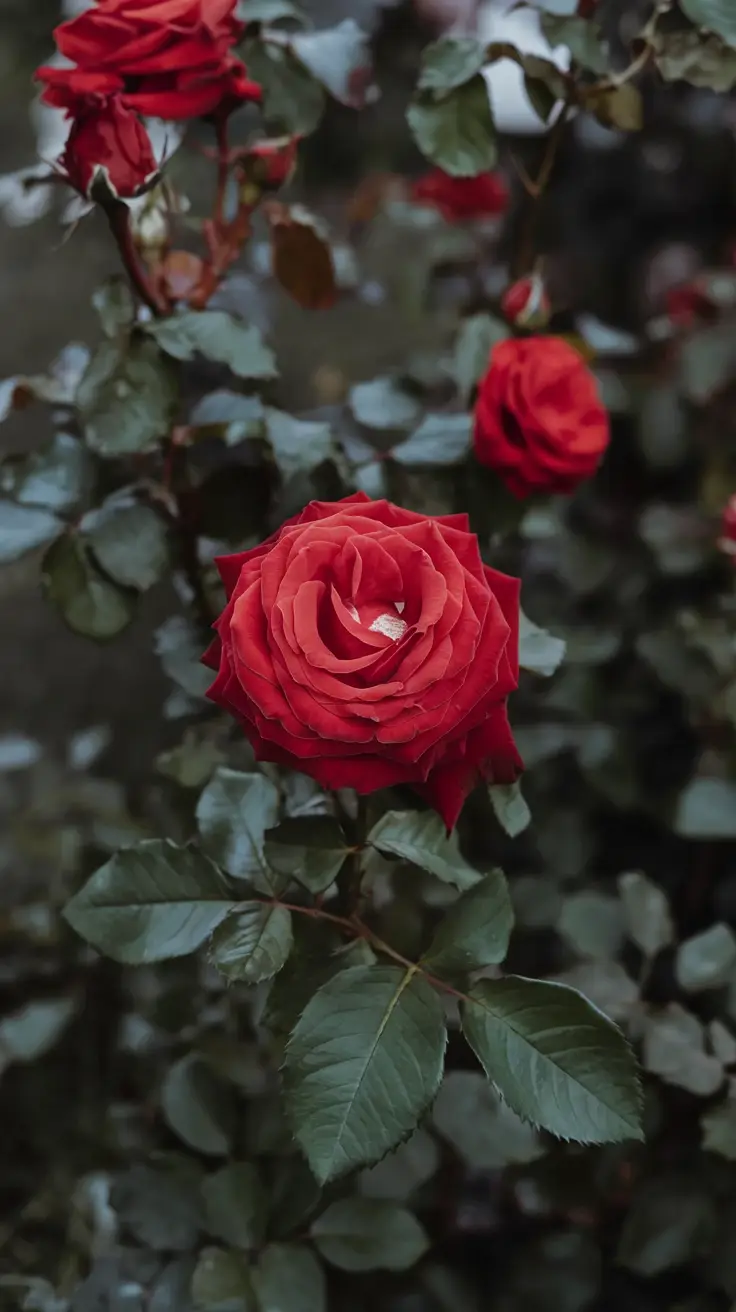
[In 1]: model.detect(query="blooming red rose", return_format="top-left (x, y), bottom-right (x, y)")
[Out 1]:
top-left (410, 169), bottom-right (509, 223)
top-left (204, 493), bottom-right (522, 830)
top-left (37, 0), bottom-right (261, 121)
top-left (719, 494), bottom-right (736, 560)
top-left (474, 337), bottom-right (609, 498)
top-left (502, 273), bottom-right (551, 330)
top-left (59, 96), bottom-right (158, 199)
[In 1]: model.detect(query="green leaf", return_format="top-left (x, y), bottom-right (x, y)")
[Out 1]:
top-left (0, 996), bottom-right (76, 1065)
top-left (680, 322), bottom-right (736, 404)
top-left (368, 810), bottom-right (482, 891)
top-left (5, 432), bottom-right (88, 514)
top-left (557, 892), bottom-right (625, 962)
top-left (417, 36), bottom-right (487, 95)
top-left (189, 390), bottom-right (265, 445)
top-left (391, 413), bottom-right (472, 466)
top-left (290, 20), bottom-right (371, 107)
top-left (202, 1163), bottom-right (265, 1249)
top-left (675, 923), bottom-right (736, 993)
top-left (264, 409), bottom-right (333, 479)
top-left (162, 1054), bottom-right (234, 1156)
top-left (63, 838), bottom-right (236, 964)
top-left (77, 338), bottom-right (178, 457)
top-left (192, 1247), bottom-right (255, 1311)
top-left (540, 13), bottom-right (610, 73)
top-left (283, 963), bottom-right (447, 1182)
top-left (618, 871), bottom-right (674, 958)
top-left (155, 615), bottom-right (213, 700)
top-left (253, 1246), bottom-right (326, 1312)
top-left (432, 1069), bottom-right (542, 1168)
top-left (702, 1098), bottom-right (736, 1159)
top-left (243, 39), bottom-right (326, 135)
top-left (452, 313), bottom-right (508, 403)
top-left (424, 870), bottom-right (513, 975)
top-left (157, 732), bottom-right (224, 789)
top-left (264, 923), bottom-right (375, 1037)
top-left (92, 276), bottom-right (136, 338)
top-left (674, 776), bottom-right (736, 838)
top-left (42, 534), bottom-right (135, 640)
top-left (616, 1176), bottom-right (717, 1276)
top-left (489, 781), bottom-right (531, 837)
top-left (461, 976), bottom-right (643, 1143)
top-left (349, 376), bottom-right (421, 431)
top-left (197, 768), bottom-right (281, 890)
top-left (0, 500), bottom-right (62, 564)
top-left (519, 610), bottom-right (566, 677)
top-left (583, 82), bottom-right (643, 132)
top-left (643, 1003), bottom-right (723, 1097)
top-left (408, 76), bottom-right (497, 177)
top-left (263, 816), bottom-right (349, 893)
top-left (311, 1198), bottom-right (429, 1272)
top-left (146, 312), bottom-right (277, 381)
top-left (652, 27), bottom-right (736, 89)
top-left (237, 0), bottom-right (305, 21)
top-left (112, 1159), bottom-right (204, 1252)
top-left (359, 1128), bottom-right (440, 1200)
top-left (681, 0), bottom-right (736, 48)
top-left (85, 494), bottom-right (171, 592)
top-left (210, 903), bottom-right (293, 983)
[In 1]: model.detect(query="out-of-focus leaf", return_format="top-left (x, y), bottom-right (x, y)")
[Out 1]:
top-left (192, 1247), bottom-right (254, 1310)
top-left (681, 0), bottom-right (736, 48)
top-left (162, 1055), bottom-right (233, 1157)
top-left (85, 494), bottom-right (171, 592)
top-left (643, 1003), bottom-right (724, 1097)
top-left (265, 203), bottom-right (338, 311)
top-left (112, 1160), bottom-right (204, 1252)
top-left (652, 26), bottom-right (736, 89)
top-left (264, 409), bottom-right (333, 479)
top-left (617, 1175), bottom-right (717, 1276)
top-left (311, 1198), bottom-right (429, 1272)
top-left (145, 312), bottom-right (277, 381)
top-left (349, 376), bottom-right (421, 430)
top-left (253, 1245), bottom-right (326, 1312)
top-left (202, 1162), bottom-right (265, 1249)
top-left (359, 1129), bottom-right (440, 1201)
top-left (519, 611), bottom-right (566, 677)
top-left (4, 432), bottom-right (88, 514)
top-left (702, 1096), bottom-right (736, 1159)
top-left (541, 13), bottom-right (610, 73)
top-left (196, 768), bottom-right (281, 890)
top-left (452, 313), bottom-right (508, 403)
top-left (432, 1069), bottom-right (542, 1168)
top-left (155, 615), bottom-right (213, 700)
top-left (417, 36), bottom-right (488, 95)
top-left (391, 413), bottom-right (471, 466)
top-left (557, 892), bottom-right (625, 961)
top-left (264, 816), bottom-right (349, 893)
top-left (189, 390), bottom-right (265, 445)
top-left (0, 500), bottom-right (62, 564)
top-left (0, 997), bottom-right (76, 1065)
top-left (675, 777), bottom-right (736, 839)
top-left (676, 923), bottom-right (736, 993)
top-left (489, 781), bottom-right (531, 837)
top-left (243, 39), bottom-right (326, 135)
top-left (42, 534), bottom-right (135, 640)
top-left (92, 277), bottom-right (136, 338)
top-left (290, 20), bottom-right (372, 108)
top-left (407, 77), bottom-right (497, 177)
top-left (77, 338), bottom-right (178, 457)
top-left (618, 871), bottom-right (674, 958)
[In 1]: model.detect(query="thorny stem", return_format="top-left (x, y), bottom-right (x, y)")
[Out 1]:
top-left (513, 99), bottom-right (571, 278)
top-left (269, 897), bottom-right (477, 1008)
top-left (103, 197), bottom-right (170, 317)
top-left (213, 117), bottom-right (230, 230)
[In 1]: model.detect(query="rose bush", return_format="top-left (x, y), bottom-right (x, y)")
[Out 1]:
top-left (473, 336), bottom-right (610, 498)
top-left (37, 0), bottom-right (261, 121)
top-left (204, 492), bottom-right (522, 830)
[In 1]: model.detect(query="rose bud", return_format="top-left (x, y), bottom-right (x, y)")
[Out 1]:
top-left (203, 492), bottom-right (522, 832)
top-left (237, 136), bottom-right (300, 209)
top-left (474, 336), bottom-right (610, 498)
top-left (60, 98), bottom-right (158, 201)
top-left (502, 273), bottom-right (551, 330)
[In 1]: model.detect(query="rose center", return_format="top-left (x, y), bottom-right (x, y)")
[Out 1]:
top-left (345, 599), bottom-right (407, 642)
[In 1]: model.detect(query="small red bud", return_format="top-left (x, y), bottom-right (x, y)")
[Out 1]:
top-left (719, 493), bottom-right (736, 560)
top-left (502, 274), bottom-right (551, 329)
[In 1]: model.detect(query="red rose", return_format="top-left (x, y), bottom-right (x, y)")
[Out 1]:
top-left (474, 337), bottom-right (609, 498)
top-left (37, 0), bottom-right (261, 121)
top-left (204, 493), bottom-right (522, 831)
top-left (60, 97), bottom-right (159, 199)
top-left (502, 273), bottom-right (551, 330)
top-left (410, 169), bottom-right (509, 223)
top-left (719, 494), bottom-right (736, 560)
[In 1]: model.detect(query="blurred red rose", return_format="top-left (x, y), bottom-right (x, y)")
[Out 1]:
top-left (411, 169), bottom-right (509, 223)
top-left (60, 97), bottom-right (158, 199)
top-left (37, 0), bottom-right (261, 121)
top-left (719, 494), bottom-right (736, 560)
top-left (204, 492), bottom-right (522, 831)
top-left (665, 282), bottom-right (717, 329)
top-left (502, 273), bottom-right (551, 329)
top-left (474, 337), bottom-right (609, 498)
